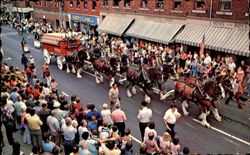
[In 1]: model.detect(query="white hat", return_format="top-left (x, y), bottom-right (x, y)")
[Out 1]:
top-left (53, 101), bottom-right (61, 108)
top-left (103, 103), bottom-right (108, 109)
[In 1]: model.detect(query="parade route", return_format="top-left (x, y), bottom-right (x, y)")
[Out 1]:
top-left (2, 26), bottom-right (250, 154)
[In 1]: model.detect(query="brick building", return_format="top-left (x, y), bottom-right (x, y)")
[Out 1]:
top-left (6, 0), bottom-right (249, 57)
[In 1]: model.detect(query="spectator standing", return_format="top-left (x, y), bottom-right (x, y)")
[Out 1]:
top-left (190, 57), bottom-right (198, 77)
top-left (47, 111), bottom-right (61, 146)
top-left (204, 53), bottom-right (211, 65)
top-left (45, 67), bottom-right (51, 87)
top-left (1, 97), bottom-right (15, 145)
top-left (21, 53), bottom-right (29, 69)
top-left (144, 122), bottom-right (157, 141)
top-left (26, 108), bottom-right (43, 151)
top-left (170, 136), bottom-right (181, 155)
top-left (14, 96), bottom-right (27, 125)
top-left (108, 83), bottom-right (120, 111)
top-left (61, 118), bottom-right (77, 155)
top-left (21, 107), bottom-right (31, 144)
top-left (101, 103), bottom-right (113, 128)
top-left (10, 87), bottom-right (20, 103)
top-left (38, 103), bottom-right (51, 135)
top-left (163, 104), bottom-right (181, 139)
top-left (41, 63), bottom-right (48, 79)
top-left (86, 104), bottom-right (100, 121)
top-left (52, 101), bottom-right (65, 124)
top-left (50, 79), bottom-right (59, 100)
top-left (137, 101), bottom-right (152, 141)
top-left (142, 132), bottom-right (160, 154)
top-left (111, 103), bottom-right (127, 137)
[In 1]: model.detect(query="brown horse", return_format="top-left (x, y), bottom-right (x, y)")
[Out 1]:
top-left (216, 75), bottom-right (246, 109)
top-left (185, 75), bottom-right (246, 109)
top-left (174, 80), bottom-right (223, 127)
top-left (125, 64), bottom-right (179, 103)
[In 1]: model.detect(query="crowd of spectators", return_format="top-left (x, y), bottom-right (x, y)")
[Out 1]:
top-left (1, 60), bottom-right (190, 155)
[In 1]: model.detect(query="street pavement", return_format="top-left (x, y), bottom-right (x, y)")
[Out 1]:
top-left (1, 25), bottom-right (250, 154)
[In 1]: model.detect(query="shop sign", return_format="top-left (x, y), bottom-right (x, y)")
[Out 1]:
top-left (71, 14), bottom-right (98, 26)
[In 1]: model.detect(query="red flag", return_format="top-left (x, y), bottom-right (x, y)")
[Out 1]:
top-left (199, 34), bottom-right (205, 56)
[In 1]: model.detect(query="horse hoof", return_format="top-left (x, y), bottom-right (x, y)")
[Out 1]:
top-left (77, 75), bottom-right (82, 78)
top-left (205, 123), bottom-right (211, 128)
top-left (216, 116), bottom-right (222, 122)
top-left (184, 112), bottom-right (189, 116)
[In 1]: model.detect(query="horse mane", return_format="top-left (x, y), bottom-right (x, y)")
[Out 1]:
top-left (203, 80), bottom-right (216, 92)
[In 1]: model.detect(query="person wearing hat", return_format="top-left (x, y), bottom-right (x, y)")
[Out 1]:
top-left (111, 103), bottom-right (127, 137)
top-left (52, 101), bottom-right (64, 124)
top-left (101, 103), bottom-right (113, 128)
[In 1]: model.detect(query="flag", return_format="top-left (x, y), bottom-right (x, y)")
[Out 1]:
top-left (199, 34), bottom-right (205, 56)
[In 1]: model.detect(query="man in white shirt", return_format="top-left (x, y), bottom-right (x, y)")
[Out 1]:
top-left (228, 60), bottom-right (236, 72)
top-left (61, 117), bottom-right (77, 155)
top-left (137, 101), bottom-right (152, 141)
top-left (204, 53), bottom-right (211, 65)
top-left (163, 104), bottom-right (180, 138)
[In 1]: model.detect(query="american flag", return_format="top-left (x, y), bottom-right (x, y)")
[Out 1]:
top-left (199, 34), bottom-right (205, 56)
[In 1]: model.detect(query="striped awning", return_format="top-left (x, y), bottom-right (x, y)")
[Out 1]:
top-left (175, 24), bottom-right (208, 47)
top-left (205, 26), bottom-right (249, 57)
top-left (97, 16), bottom-right (134, 36)
top-left (126, 20), bottom-right (183, 44)
top-left (175, 24), bottom-right (249, 57)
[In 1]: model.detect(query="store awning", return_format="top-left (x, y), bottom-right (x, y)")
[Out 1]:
top-left (205, 26), bottom-right (249, 57)
top-left (126, 20), bottom-right (183, 44)
top-left (97, 16), bottom-right (134, 36)
top-left (175, 24), bottom-right (249, 57)
top-left (175, 24), bottom-right (208, 47)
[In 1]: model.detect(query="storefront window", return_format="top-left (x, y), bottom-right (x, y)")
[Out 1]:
top-left (156, 0), bottom-right (164, 9)
top-left (83, 0), bottom-right (88, 9)
top-left (77, 0), bottom-right (80, 8)
top-left (113, 0), bottom-right (120, 6)
top-left (174, 0), bottom-right (182, 10)
top-left (141, 0), bottom-right (148, 8)
top-left (220, 0), bottom-right (231, 11)
top-left (103, 0), bottom-right (109, 6)
top-left (92, 0), bottom-right (96, 10)
top-left (70, 0), bottom-right (73, 8)
top-left (195, 0), bottom-right (205, 9)
top-left (124, 0), bottom-right (131, 7)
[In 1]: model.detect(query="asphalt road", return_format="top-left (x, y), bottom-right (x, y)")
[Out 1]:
top-left (1, 25), bottom-right (250, 154)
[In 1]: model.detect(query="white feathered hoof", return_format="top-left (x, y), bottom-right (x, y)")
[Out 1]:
top-left (203, 122), bottom-right (211, 128)
top-left (198, 113), bottom-right (203, 120)
top-left (72, 66), bottom-right (76, 73)
top-left (183, 112), bottom-right (189, 116)
top-left (76, 70), bottom-right (82, 78)
top-left (145, 95), bottom-right (151, 104)
top-left (110, 78), bottom-right (115, 87)
top-left (184, 101), bottom-right (189, 108)
top-left (66, 65), bottom-right (70, 73)
top-left (96, 77), bottom-right (100, 84)
top-left (127, 88), bottom-right (132, 98)
top-left (131, 86), bottom-right (136, 95)
top-left (100, 75), bottom-right (104, 83)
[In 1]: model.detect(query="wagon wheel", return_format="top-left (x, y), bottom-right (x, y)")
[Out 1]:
top-left (43, 49), bottom-right (50, 64)
top-left (57, 56), bottom-right (63, 70)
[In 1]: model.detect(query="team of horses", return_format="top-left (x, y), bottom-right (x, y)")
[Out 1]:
top-left (62, 47), bottom-right (245, 128)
